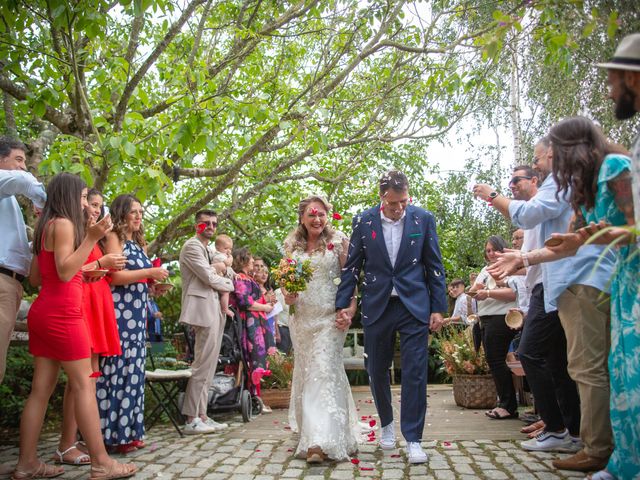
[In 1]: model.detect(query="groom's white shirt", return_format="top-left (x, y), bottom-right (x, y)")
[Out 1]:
top-left (380, 206), bottom-right (405, 296)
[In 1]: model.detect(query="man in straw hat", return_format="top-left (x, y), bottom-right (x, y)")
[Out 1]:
top-left (584, 32), bottom-right (640, 480)
top-left (597, 33), bottom-right (640, 227)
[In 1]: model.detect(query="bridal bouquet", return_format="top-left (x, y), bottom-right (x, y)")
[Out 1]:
top-left (271, 257), bottom-right (314, 314)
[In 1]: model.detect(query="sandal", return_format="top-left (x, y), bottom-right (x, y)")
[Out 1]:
top-left (52, 444), bottom-right (91, 465)
top-left (521, 420), bottom-right (545, 434)
top-left (130, 440), bottom-right (145, 449)
top-left (89, 460), bottom-right (137, 480)
top-left (306, 446), bottom-right (327, 464)
top-left (485, 408), bottom-right (518, 420)
top-left (11, 461), bottom-right (64, 479)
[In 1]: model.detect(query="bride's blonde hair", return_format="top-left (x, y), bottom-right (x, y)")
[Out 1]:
top-left (284, 195), bottom-right (336, 253)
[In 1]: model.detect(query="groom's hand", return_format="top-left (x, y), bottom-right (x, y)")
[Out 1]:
top-left (429, 313), bottom-right (445, 332)
top-left (335, 309), bottom-right (353, 331)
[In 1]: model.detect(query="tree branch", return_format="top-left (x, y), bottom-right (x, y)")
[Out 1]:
top-left (112, 0), bottom-right (207, 132)
top-left (0, 74), bottom-right (74, 134)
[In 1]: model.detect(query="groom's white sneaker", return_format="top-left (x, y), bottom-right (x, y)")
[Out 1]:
top-left (406, 442), bottom-right (428, 464)
top-left (379, 422), bottom-right (396, 450)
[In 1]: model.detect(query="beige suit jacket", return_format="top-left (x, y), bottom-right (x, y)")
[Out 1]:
top-left (178, 237), bottom-right (234, 328)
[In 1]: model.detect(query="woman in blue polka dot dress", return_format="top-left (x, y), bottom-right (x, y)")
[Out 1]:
top-left (96, 195), bottom-right (169, 453)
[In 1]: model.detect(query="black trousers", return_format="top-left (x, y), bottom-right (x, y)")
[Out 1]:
top-left (481, 314), bottom-right (517, 414)
top-left (518, 283), bottom-right (581, 434)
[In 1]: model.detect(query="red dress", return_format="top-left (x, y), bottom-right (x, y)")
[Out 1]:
top-left (28, 237), bottom-right (91, 361)
top-left (82, 245), bottom-right (121, 356)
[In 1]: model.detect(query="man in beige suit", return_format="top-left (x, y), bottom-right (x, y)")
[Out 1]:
top-left (179, 209), bottom-right (234, 434)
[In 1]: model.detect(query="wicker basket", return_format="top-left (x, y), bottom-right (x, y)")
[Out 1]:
top-left (260, 388), bottom-right (292, 409)
top-left (452, 374), bottom-right (497, 409)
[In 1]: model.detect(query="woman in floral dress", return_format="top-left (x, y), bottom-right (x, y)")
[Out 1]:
top-left (231, 247), bottom-right (276, 409)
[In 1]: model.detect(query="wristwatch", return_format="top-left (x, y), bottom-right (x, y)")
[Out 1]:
top-left (488, 191), bottom-right (499, 200)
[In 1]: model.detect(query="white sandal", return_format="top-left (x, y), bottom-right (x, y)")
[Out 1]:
top-left (52, 443), bottom-right (91, 465)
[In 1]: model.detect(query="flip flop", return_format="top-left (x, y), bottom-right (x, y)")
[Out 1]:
top-left (485, 409), bottom-right (518, 420)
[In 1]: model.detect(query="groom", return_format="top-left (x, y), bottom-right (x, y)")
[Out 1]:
top-left (335, 170), bottom-right (447, 464)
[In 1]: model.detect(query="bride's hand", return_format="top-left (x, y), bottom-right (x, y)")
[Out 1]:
top-left (283, 291), bottom-right (298, 305)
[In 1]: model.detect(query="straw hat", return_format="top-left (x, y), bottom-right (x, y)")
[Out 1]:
top-left (597, 33), bottom-right (640, 72)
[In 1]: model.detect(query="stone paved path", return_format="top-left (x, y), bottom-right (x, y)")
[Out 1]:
top-left (0, 386), bottom-right (588, 479)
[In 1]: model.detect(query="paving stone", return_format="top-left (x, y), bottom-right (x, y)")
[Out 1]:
top-left (180, 467), bottom-right (208, 477)
top-left (482, 470), bottom-right (509, 479)
top-left (329, 470), bottom-right (356, 479)
top-left (378, 469), bottom-right (404, 479)
top-left (433, 470), bottom-right (456, 480)
top-left (281, 468), bottom-right (304, 478)
top-left (453, 463), bottom-right (475, 475)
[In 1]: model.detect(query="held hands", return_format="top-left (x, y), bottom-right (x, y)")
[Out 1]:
top-left (473, 290), bottom-right (489, 301)
top-left (87, 214), bottom-right (113, 241)
top-left (99, 253), bottom-right (127, 270)
top-left (335, 308), bottom-right (354, 331)
top-left (429, 313), bottom-right (446, 332)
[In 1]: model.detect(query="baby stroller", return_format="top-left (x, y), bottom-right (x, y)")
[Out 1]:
top-left (207, 307), bottom-right (262, 421)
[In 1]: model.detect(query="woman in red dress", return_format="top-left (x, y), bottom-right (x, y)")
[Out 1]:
top-left (13, 173), bottom-right (136, 480)
top-left (53, 188), bottom-right (127, 466)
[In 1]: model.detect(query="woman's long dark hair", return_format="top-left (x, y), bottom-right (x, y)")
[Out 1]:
top-left (33, 173), bottom-right (87, 254)
top-left (110, 194), bottom-right (146, 247)
top-left (550, 116), bottom-right (629, 213)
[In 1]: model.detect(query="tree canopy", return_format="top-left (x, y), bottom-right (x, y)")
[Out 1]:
top-left (1, 0), bottom-right (637, 278)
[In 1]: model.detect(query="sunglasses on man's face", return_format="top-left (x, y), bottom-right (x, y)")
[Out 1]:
top-left (509, 175), bottom-right (532, 186)
top-left (198, 221), bottom-right (217, 227)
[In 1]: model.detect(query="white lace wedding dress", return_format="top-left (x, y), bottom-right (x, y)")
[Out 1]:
top-left (288, 231), bottom-right (360, 460)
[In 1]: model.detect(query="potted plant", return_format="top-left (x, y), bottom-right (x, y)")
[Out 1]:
top-left (439, 328), bottom-right (497, 409)
top-left (259, 351), bottom-right (294, 409)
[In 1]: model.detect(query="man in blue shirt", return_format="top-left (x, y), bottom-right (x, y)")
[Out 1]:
top-left (475, 139), bottom-right (616, 473)
top-left (0, 136), bottom-right (46, 384)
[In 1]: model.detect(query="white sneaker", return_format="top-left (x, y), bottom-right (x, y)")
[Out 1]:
top-left (521, 429), bottom-right (572, 452)
top-left (557, 434), bottom-right (583, 453)
top-left (183, 417), bottom-right (216, 435)
top-left (379, 422), bottom-right (396, 450)
top-left (204, 417), bottom-right (228, 430)
top-left (406, 442), bottom-right (428, 464)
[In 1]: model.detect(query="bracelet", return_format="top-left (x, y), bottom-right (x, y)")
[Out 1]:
top-left (521, 252), bottom-right (530, 268)
top-left (486, 289), bottom-right (490, 298)
top-left (96, 259), bottom-right (102, 269)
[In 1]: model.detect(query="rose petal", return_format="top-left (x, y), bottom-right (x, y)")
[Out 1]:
top-left (350, 458), bottom-right (360, 465)
top-left (360, 467), bottom-right (374, 471)
top-left (390, 454), bottom-right (401, 458)
top-left (371, 231), bottom-right (377, 240)
top-left (369, 419), bottom-right (376, 427)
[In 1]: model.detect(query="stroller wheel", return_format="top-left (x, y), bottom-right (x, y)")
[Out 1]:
top-left (241, 390), bottom-right (253, 422)
top-left (252, 395), bottom-right (263, 416)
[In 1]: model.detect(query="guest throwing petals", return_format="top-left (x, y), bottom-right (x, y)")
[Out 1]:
top-left (14, 173), bottom-right (136, 480)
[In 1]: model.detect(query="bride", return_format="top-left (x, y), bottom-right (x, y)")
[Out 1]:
top-left (283, 195), bottom-right (359, 463)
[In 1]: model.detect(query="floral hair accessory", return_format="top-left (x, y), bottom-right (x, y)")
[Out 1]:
top-left (332, 212), bottom-right (342, 220)
top-left (309, 207), bottom-right (318, 215)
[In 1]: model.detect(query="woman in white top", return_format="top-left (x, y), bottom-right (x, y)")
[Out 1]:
top-left (469, 235), bottom-right (518, 420)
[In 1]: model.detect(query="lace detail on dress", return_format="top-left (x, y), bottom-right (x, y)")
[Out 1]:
top-left (287, 231), bottom-right (360, 460)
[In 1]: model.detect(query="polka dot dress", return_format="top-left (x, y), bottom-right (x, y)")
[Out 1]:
top-left (96, 240), bottom-right (150, 445)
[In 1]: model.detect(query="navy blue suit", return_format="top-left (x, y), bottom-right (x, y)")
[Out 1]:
top-left (335, 204), bottom-right (447, 442)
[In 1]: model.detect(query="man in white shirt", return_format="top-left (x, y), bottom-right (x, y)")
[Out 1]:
top-left (0, 136), bottom-right (46, 384)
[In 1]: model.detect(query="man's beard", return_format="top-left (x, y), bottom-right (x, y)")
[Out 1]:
top-left (615, 86), bottom-right (637, 120)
